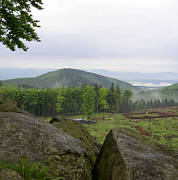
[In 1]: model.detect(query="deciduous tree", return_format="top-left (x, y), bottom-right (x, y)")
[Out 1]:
top-left (0, 0), bottom-right (43, 51)
top-left (81, 85), bottom-right (96, 119)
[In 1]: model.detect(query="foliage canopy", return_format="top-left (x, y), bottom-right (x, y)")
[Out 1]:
top-left (0, 0), bottom-right (43, 51)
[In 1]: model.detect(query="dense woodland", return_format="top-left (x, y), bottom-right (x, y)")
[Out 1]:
top-left (0, 83), bottom-right (177, 118)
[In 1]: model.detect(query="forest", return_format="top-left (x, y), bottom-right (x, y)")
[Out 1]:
top-left (0, 83), bottom-right (177, 118)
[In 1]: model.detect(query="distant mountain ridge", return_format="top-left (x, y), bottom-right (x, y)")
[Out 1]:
top-left (3, 68), bottom-right (139, 91)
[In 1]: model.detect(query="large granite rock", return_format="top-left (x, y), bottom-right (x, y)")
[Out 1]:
top-left (0, 169), bottom-right (24, 180)
top-left (0, 112), bottom-right (93, 180)
top-left (50, 116), bottom-right (100, 169)
top-left (93, 128), bottom-right (178, 180)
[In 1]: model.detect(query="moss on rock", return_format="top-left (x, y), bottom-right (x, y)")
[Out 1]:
top-left (50, 117), bottom-right (100, 169)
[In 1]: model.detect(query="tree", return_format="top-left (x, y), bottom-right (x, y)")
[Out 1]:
top-left (56, 90), bottom-right (64, 114)
top-left (107, 83), bottom-right (116, 113)
top-left (81, 85), bottom-right (96, 119)
top-left (114, 85), bottom-right (122, 113)
top-left (99, 87), bottom-right (109, 119)
top-left (94, 84), bottom-right (100, 113)
top-left (62, 87), bottom-right (81, 115)
top-left (121, 90), bottom-right (133, 112)
top-left (0, 0), bottom-right (43, 51)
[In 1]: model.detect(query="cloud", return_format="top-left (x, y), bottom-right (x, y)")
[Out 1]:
top-left (130, 81), bottom-right (173, 87)
top-left (33, 0), bottom-right (178, 34)
top-left (0, 0), bottom-right (178, 72)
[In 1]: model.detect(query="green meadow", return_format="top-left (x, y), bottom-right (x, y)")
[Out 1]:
top-left (70, 107), bottom-right (178, 156)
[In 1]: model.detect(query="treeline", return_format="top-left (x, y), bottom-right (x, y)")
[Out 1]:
top-left (0, 84), bottom-right (133, 117)
top-left (133, 98), bottom-right (177, 111)
top-left (0, 84), bottom-right (177, 118)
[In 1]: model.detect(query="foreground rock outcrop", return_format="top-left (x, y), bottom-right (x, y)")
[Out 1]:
top-left (0, 112), bottom-right (93, 180)
top-left (50, 116), bottom-right (100, 168)
top-left (93, 128), bottom-right (178, 180)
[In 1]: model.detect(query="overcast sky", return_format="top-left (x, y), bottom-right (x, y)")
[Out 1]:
top-left (0, 0), bottom-right (178, 72)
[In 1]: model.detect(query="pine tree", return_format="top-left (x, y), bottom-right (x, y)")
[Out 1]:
top-left (99, 87), bottom-right (109, 119)
top-left (114, 85), bottom-right (122, 113)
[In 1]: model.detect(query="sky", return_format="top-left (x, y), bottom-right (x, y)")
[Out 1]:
top-left (0, 0), bottom-right (178, 73)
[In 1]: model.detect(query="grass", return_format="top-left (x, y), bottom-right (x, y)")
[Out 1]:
top-left (40, 106), bottom-right (178, 158)
top-left (70, 107), bottom-right (178, 154)
top-left (0, 159), bottom-right (50, 180)
top-left (130, 113), bottom-right (159, 118)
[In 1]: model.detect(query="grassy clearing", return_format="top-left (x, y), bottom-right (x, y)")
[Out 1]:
top-left (70, 107), bottom-right (178, 154)
top-left (40, 107), bottom-right (178, 157)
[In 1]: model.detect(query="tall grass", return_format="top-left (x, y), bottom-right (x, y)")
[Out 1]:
top-left (0, 159), bottom-right (50, 180)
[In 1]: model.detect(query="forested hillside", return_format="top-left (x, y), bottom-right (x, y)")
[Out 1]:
top-left (4, 68), bottom-right (139, 91)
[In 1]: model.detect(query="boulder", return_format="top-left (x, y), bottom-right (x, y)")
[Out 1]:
top-left (0, 169), bottom-right (24, 180)
top-left (0, 97), bottom-right (19, 113)
top-left (93, 128), bottom-right (178, 180)
top-left (0, 112), bottom-right (93, 180)
top-left (50, 117), bottom-right (100, 168)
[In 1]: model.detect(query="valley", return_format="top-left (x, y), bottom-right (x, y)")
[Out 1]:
top-left (0, 69), bottom-right (178, 179)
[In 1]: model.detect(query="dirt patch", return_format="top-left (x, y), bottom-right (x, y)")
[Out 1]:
top-left (124, 110), bottom-right (178, 120)
top-left (165, 135), bottom-right (178, 141)
top-left (154, 135), bottom-right (161, 141)
top-left (134, 125), bottom-right (152, 136)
